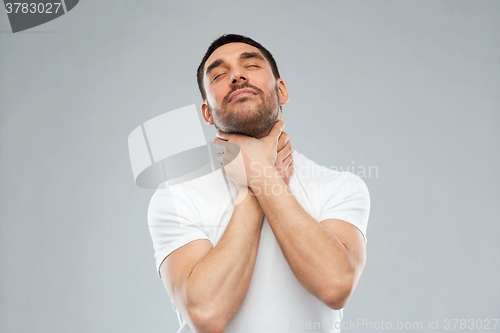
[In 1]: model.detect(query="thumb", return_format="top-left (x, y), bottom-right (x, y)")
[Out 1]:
top-left (269, 120), bottom-right (285, 141)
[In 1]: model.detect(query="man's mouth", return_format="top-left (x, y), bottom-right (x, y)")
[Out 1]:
top-left (229, 88), bottom-right (258, 103)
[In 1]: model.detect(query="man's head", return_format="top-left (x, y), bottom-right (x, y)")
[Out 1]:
top-left (197, 34), bottom-right (289, 138)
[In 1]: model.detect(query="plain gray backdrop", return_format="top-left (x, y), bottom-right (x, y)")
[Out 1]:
top-left (1, 1), bottom-right (499, 332)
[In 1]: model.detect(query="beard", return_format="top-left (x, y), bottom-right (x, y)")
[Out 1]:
top-left (207, 82), bottom-right (280, 138)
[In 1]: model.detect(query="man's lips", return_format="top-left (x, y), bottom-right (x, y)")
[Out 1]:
top-left (228, 88), bottom-right (258, 103)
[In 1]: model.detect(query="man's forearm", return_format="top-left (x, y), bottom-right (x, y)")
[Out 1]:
top-left (250, 164), bottom-right (355, 308)
top-left (185, 190), bottom-right (264, 331)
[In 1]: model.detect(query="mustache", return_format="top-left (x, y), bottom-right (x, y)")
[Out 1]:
top-left (222, 82), bottom-right (264, 105)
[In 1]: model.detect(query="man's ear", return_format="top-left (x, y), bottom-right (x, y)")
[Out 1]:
top-left (277, 78), bottom-right (289, 106)
top-left (201, 101), bottom-right (214, 125)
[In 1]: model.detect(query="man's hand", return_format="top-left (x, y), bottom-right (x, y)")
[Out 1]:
top-left (276, 130), bottom-right (294, 185)
top-left (214, 121), bottom-right (292, 189)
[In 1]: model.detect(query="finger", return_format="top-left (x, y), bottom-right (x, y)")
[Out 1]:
top-left (283, 152), bottom-right (293, 168)
top-left (283, 161), bottom-right (294, 185)
top-left (276, 143), bottom-right (289, 162)
top-left (214, 152), bottom-right (224, 164)
top-left (225, 141), bottom-right (241, 157)
top-left (287, 161), bottom-right (294, 175)
top-left (276, 150), bottom-right (293, 173)
top-left (277, 131), bottom-right (289, 152)
top-left (277, 141), bottom-right (293, 162)
top-left (212, 140), bottom-right (227, 153)
top-left (268, 120), bottom-right (285, 141)
top-left (216, 130), bottom-right (232, 141)
top-left (214, 138), bottom-right (242, 156)
top-left (285, 160), bottom-right (294, 176)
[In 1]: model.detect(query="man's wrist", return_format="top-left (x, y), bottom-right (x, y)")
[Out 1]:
top-left (248, 162), bottom-right (285, 195)
top-left (236, 187), bottom-right (264, 217)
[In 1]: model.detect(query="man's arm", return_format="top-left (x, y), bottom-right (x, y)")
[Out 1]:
top-left (251, 167), bottom-right (366, 309)
top-left (214, 121), bottom-right (367, 310)
top-left (159, 191), bottom-right (264, 333)
top-left (158, 132), bottom-right (293, 333)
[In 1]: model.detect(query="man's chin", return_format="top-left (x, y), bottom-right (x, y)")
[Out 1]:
top-left (236, 118), bottom-right (276, 138)
top-left (213, 101), bottom-right (279, 138)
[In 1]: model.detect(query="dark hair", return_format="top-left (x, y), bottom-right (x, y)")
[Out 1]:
top-left (196, 34), bottom-right (281, 100)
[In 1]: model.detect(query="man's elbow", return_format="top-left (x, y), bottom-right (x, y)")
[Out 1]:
top-left (320, 280), bottom-right (355, 310)
top-left (187, 306), bottom-right (228, 333)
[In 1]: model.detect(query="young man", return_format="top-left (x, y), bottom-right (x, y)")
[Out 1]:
top-left (148, 34), bottom-right (370, 333)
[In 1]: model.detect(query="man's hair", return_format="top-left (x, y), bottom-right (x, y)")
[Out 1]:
top-left (196, 34), bottom-right (281, 100)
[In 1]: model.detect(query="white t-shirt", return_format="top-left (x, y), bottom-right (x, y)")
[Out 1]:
top-left (148, 150), bottom-right (370, 333)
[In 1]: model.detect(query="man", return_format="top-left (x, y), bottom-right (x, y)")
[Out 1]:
top-left (148, 34), bottom-right (370, 333)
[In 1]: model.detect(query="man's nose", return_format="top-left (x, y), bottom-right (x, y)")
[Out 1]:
top-left (229, 70), bottom-right (247, 85)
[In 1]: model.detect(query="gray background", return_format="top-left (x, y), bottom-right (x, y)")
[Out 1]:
top-left (1, 0), bottom-right (499, 332)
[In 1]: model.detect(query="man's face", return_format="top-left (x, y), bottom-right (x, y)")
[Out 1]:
top-left (201, 43), bottom-right (288, 138)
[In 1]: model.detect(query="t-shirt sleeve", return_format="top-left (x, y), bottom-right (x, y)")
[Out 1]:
top-left (319, 172), bottom-right (371, 243)
top-left (148, 186), bottom-right (211, 278)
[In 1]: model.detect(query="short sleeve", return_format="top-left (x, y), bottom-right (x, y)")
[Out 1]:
top-left (148, 185), bottom-right (211, 278)
top-left (319, 172), bottom-right (371, 243)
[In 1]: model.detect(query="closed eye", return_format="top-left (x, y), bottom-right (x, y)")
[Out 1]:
top-left (213, 73), bottom-right (226, 81)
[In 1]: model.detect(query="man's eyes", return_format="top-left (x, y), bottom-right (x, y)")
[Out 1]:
top-left (212, 65), bottom-right (260, 82)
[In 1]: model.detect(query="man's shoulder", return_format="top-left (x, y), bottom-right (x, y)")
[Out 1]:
top-left (292, 150), bottom-right (342, 183)
top-left (291, 150), bottom-right (367, 193)
top-left (149, 162), bottom-right (218, 201)
top-left (148, 162), bottom-right (235, 224)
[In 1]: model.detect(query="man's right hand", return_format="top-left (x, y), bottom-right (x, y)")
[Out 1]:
top-left (216, 130), bottom-right (294, 192)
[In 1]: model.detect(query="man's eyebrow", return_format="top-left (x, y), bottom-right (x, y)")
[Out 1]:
top-left (239, 52), bottom-right (265, 62)
top-left (206, 59), bottom-right (224, 77)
